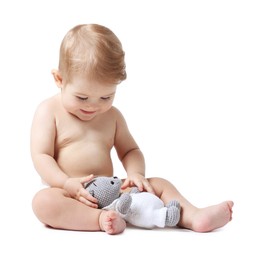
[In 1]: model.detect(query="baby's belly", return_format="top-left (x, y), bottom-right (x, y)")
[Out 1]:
top-left (56, 144), bottom-right (114, 177)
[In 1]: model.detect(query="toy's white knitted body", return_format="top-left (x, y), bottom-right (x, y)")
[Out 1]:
top-left (124, 192), bottom-right (167, 228)
top-left (104, 190), bottom-right (180, 229)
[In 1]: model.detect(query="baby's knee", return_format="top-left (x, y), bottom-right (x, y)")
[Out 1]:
top-left (32, 188), bottom-right (59, 222)
top-left (147, 177), bottom-right (170, 194)
top-left (148, 177), bottom-right (169, 186)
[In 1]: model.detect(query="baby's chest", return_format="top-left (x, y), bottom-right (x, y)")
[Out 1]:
top-left (56, 116), bottom-right (116, 148)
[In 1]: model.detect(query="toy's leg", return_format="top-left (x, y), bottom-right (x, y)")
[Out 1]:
top-left (116, 193), bottom-right (132, 215)
top-left (148, 177), bottom-right (233, 232)
top-left (165, 205), bottom-right (180, 227)
top-left (166, 200), bottom-right (180, 210)
top-left (165, 199), bottom-right (181, 227)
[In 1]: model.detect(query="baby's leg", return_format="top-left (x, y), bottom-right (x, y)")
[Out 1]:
top-left (32, 188), bottom-right (126, 234)
top-left (148, 177), bottom-right (233, 232)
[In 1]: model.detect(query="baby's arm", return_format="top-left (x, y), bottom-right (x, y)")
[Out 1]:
top-left (31, 99), bottom-right (68, 187)
top-left (31, 99), bottom-right (97, 206)
top-left (113, 108), bottom-right (154, 193)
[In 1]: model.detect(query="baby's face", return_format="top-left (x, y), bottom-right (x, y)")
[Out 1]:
top-left (61, 75), bottom-right (117, 121)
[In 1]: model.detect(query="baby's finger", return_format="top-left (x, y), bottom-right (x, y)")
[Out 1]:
top-left (79, 188), bottom-right (98, 203)
top-left (80, 174), bottom-right (94, 184)
top-left (134, 180), bottom-right (144, 192)
top-left (143, 181), bottom-right (155, 194)
top-left (121, 179), bottom-right (130, 189)
top-left (79, 196), bottom-right (98, 208)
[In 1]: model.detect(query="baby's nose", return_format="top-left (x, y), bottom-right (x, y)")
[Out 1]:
top-left (85, 102), bottom-right (98, 110)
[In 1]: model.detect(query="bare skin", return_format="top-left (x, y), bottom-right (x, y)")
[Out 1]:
top-left (31, 73), bottom-right (233, 234)
top-left (190, 201), bottom-right (233, 232)
top-left (148, 177), bottom-right (233, 232)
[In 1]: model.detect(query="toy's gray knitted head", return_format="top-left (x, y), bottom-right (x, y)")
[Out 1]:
top-left (85, 176), bottom-right (122, 208)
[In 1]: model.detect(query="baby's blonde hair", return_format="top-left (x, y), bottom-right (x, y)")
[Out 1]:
top-left (58, 24), bottom-right (126, 84)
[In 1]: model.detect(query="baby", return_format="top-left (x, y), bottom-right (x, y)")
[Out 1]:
top-left (31, 24), bottom-right (233, 234)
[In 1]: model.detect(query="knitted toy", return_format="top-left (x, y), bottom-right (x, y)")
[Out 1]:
top-left (85, 176), bottom-right (181, 229)
top-left (84, 176), bottom-right (132, 215)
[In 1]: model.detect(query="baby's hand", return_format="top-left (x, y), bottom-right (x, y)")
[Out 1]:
top-left (121, 173), bottom-right (155, 194)
top-left (63, 174), bottom-right (98, 208)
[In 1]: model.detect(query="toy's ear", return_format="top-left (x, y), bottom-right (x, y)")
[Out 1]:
top-left (84, 179), bottom-right (96, 189)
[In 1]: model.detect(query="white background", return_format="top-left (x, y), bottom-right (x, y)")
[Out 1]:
top-left (0, 0), bottom-right (259, 259)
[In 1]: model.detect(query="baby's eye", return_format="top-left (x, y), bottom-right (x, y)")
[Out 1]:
top-left (77, 96), bottom-right (88, 101)
top-left (100, 96), bottom-right (111, 101)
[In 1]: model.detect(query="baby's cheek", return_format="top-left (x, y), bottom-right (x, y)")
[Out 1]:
top-left (64, 99), bottom-right (79, 112)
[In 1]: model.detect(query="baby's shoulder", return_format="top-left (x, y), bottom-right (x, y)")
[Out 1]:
top-left (107, 107), bottom-right (129, 128)
top-left (109, 106), bottom-right (125, 119)
top-left (34, 94), bottom-right (60, 116)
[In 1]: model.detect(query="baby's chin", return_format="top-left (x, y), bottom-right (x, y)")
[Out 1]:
top-left (70, 110), bottom-right (98, 121)
top-left (79, 110), bottom-right (97, 120)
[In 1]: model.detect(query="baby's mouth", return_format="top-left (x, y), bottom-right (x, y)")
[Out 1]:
top-left (80, 109), bottom-right (96, 115)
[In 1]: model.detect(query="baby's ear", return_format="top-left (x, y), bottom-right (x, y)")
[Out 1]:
top-left (51, 69), bottom-right (63, 88)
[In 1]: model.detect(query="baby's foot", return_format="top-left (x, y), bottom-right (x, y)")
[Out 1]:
top-left (191, 201), bottom-right (234, 232)
top-left (99, 210), bottom-right (126, 235)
